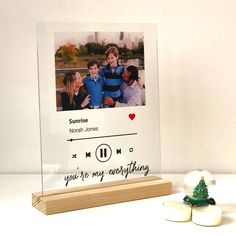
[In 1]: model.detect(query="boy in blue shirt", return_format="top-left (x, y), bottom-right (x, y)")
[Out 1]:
top-left (83, 59), bottom-right (104, 108)
top-left (100, 47), bottom-right (124, 106)
top-left (101, 46), bottom-right (142, 107)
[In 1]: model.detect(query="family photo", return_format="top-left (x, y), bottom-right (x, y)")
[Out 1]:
top-left (55, 32), bottom-right (146, 111)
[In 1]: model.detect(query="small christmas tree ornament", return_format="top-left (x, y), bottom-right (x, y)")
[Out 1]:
top-left (183, 169), bottom-right (215, 197)
top-left (193, 177), bottom-right (209, 199)
top-left (183, 176), bottom-right (216, 207)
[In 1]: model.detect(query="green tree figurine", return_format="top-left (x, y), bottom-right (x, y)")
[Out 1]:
top-left (193, 177), bottom-right (209, 199)
top-left (183, 176), bottom-right (216, 207)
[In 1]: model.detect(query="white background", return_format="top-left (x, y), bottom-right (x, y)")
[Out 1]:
top-left (1, 0), bottom-right (236, 173)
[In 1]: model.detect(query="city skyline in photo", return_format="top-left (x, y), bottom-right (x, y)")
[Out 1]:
top-left (54, 32), bottom-right (144, 51)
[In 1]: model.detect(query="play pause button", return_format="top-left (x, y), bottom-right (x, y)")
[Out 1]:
top-left (95, 144), bottom-right (112, 162)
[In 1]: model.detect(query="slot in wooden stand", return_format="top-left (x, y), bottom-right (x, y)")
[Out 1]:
top-left (32, 176), bottom-right (171, 215)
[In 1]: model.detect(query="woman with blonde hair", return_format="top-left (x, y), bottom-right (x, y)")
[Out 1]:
top-left (61, 72), bottom-right (90, 110)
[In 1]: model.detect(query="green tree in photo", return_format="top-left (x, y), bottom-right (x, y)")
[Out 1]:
top-left (85, 43), bottom-right (106, 55)
top-left (78, 45), bottom-right (88, 56)
top-left (55, 44), bottom-right (79, 64)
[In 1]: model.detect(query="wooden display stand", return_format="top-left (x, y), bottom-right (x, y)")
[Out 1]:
top-left (32, 176), bottom-right (171, 215)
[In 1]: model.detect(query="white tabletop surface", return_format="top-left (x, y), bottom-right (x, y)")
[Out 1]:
top-left (0, 174), bottom-right (235, 236)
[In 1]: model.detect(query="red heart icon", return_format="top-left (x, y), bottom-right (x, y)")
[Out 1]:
top-left (129, 113), bottom-right (136, 120)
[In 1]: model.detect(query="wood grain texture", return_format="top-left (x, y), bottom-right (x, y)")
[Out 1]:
top-left (32, 176), bottom-right (171, 215)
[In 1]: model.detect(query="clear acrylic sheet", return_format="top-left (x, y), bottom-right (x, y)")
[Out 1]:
top-left (37, 22), bottom-right (161, 195)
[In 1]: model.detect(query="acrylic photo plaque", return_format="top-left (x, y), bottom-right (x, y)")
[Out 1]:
top-left (36, 23), bottom-right (165, 209)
